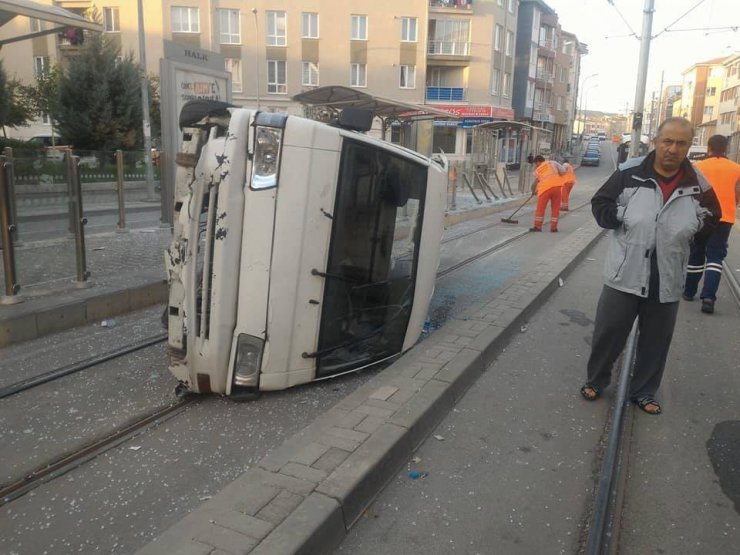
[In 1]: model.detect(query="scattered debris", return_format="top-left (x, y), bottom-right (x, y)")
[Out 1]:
top-left (520, 324), bottom-right (528, 333)
top-left (92, 247), bottom-right (106, 251)
top-left (128, 446), bottom-right (142, 451)
top-left (408, 470), bottom-right (429, 480)
top-left (411, 456), bottom-right (422, 464)
top-left (433, 435), bottom-right (445, 441)
top-left (101, 319), bottom-right (117, 328)
top-left (558, 277), bottom-right (564, 287)
top-left (586, 257), bottom-right (596, 261)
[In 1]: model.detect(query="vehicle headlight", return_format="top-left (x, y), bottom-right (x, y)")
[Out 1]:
top-left (251, 126), bottom-right (282, 189)
top-left (233, 334), bottom-right (264, 387)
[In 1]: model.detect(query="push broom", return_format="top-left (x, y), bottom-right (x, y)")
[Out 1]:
top-left (501, 192), bottom-right (535, 224)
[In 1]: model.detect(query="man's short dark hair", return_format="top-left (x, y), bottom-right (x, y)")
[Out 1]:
top-left (656, 117), bottom-right (694, 139)
top-left (707, 134), bottom-right (728, 155)
top-left (534, 155), bottom-right (545, 163)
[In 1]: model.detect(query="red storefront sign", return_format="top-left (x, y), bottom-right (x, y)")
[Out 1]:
top-left (432, 104), bottom-right (514, 120)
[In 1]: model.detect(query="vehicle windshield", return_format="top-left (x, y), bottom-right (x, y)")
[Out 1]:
top-left (315, 140), bottom-right (426, 376)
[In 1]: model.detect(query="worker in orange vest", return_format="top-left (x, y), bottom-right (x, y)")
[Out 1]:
top-left (530, 155), bottom-right (566, 232)
top-left (560, 162), bottom-right (576, 211)
top-left (683, 134), bottom-right (740, 314)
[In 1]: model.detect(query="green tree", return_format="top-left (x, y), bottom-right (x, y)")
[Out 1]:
top-left (55, 30), bottom-right (143, 151)
top-left (0, 61), bottom-right (37, 137)
top-left (0, 61), bottom-right (10, 132)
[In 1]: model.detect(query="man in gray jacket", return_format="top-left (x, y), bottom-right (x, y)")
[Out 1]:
top-left (580, 118), bottom-right (720, 414)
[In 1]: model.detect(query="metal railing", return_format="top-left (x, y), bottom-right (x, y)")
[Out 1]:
top-left (427, 40), bottom-right (471, 56)
top-left (426, 86), bottom-right (466, 101)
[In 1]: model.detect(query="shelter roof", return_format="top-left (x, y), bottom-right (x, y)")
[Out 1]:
top-left (0, 0), bottom-right (101, 47)
top-left (292, 85), bottom-right (456, 120)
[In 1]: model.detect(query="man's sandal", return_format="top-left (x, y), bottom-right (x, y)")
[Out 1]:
top-left (635, 396), bottom-right (662, 415)
top-left (580, 384), bottom-right (601, 401)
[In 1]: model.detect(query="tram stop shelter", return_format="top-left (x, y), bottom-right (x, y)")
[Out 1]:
top-left (0, 0), bottom-right (102, 47)
top-left (471, 121), bottom-right (553, 194)
top-left (293, 85), bottom-right (457, 157)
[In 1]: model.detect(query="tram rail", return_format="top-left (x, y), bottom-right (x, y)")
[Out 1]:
top-left (0, 396), bottom-right (195, 507)
top-left (0, 197), bottom-right (592, 507)
top-left (584, 256), bottom-right (740, 554)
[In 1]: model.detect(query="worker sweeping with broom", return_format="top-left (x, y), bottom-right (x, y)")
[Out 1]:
top-left (530, 155), bottom-right (566, 232)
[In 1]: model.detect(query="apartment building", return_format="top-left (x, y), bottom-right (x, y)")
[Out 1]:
top-left (0, 0), bottom-right (527, 158)
top-left (512, 0), bottom-right (584, 155)
top-left (717, 53), bottom-right (740, 139)
top-left (674, 57), bottom-right (728, 133)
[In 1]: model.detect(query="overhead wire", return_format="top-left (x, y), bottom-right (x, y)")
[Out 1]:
top-left (652, 0), bottom-right (708, 38)
top-left (605, 0), bottom-right (639, 39)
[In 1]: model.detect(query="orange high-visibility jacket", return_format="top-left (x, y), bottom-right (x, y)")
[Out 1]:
top-left (694, 156), bottom-right (740, 223)
top-left (534, 161), bottom-right (565, 194)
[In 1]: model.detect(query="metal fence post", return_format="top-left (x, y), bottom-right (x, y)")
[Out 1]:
top-left (115, 149), bottom-right (128, 232)
top-left (3, 147), bottom-right (20, 244)
top-left (69, 155), bottom-right (90, 286)
top-left (0, 154), bottom-right (22, 304)
top-left (65, 149), bottom-right (76, 236)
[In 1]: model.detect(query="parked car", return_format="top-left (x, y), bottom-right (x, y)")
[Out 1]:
top-left (687, 145), bottom-right (707, 161)
top-left (581, 150), bottom-right (600, 166)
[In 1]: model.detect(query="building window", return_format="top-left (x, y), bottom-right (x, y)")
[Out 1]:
top-left (401, 17), bottom-right (417, 42)
top-left (267, 60), bottom-right (287, 93)
top-left (219, 9), bottom-right (240, 44)
top-left (400, 65), bottom-right (416, 89)
top-left (428, 19), bottom-right (471, 56)
top-left (508, 0), bottom-right (515, 13)
top-left (560, 67), bottom-right (567, 82)
top-left (494, 25), bottom-right (503, 51)
top-left (171, 6), bottom-right (200, 33)
top-left (351, 63), bottom-right (367, 87)
top-left (225, 58), bottom-right (242, 92)
top-left (33, 56), bottom-right (49, 79)
top-left (557, 96), bottom-right (564, 110)
top-left (302, 12), bottom-right (319, 38)
top-left (267, 11), bottom-right (287, 46)
top-left (704, 106), bottom-right (713, 117)
top-left (497, 0), bottom-right (504, 6)
top-left (351, 15), bottom-right (367, 40)
top-left (302, 61), bottom-right (319, 86)
top-left (103, 7), bottom-right (120, 32)
top-left (706, 86), bottom-right (716, 96)
top-left (503, 72), bottom-right (511, 97)
top-left (30, 18), bottom-right (44, 33)
top-left (492, 68), bottom-right (501, 94)
top-left (505, 30), bottom-right (514, 56)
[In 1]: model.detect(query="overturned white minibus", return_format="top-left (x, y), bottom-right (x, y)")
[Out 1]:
top-left (166, 101), bottom-right (446, 396)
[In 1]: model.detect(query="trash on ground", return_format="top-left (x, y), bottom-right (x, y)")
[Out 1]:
top-left (586, 257), bottom-right (596, 261)
top-left (92, 247), bottom-right (106, 251)
top-left (520, 324), bottom-right (528, 333)
top-left (558, 277), bottom-right (564, 287)
top-left (408, 470), bottom-right (429, 480)
top-left (128, 446), bottom-right (142, 451)
top-left (433, 434), bottom-right (445, 441)
top-left (101, 319), bottom-right (117, 328)
top-left (411, 456), bottom-right (422, 464)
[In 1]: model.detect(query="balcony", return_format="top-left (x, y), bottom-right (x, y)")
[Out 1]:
top-left (535, 69), bottom-right (553, 88)
top-left (426, 87), bottom-right (466, 102)
top-left (429, 0), bottom-right (473, 11)
top-left (533, 110), bottom-right (554, 124)
top-left (428, 40), bottom-right (471, 57)
top-left (538, 39), bottom-right (555, 58)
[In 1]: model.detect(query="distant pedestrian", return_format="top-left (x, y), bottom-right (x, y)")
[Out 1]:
top-left (683, 134), bottom-right (740, 314)
top-left (560, 162), bottom-right (576, 211)
top-left (530, 155), bottom-right (565, 232)
top-left (581, 117), bottom-right (720, 415)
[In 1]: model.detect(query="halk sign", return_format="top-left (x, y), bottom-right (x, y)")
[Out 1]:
top-left (433, 104), bottom-right (514, 120)
top-left (159, 40), bottom-right (231, 224)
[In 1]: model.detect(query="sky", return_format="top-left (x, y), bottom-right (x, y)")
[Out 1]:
top-left (544, 0), bottom-right (740, 114)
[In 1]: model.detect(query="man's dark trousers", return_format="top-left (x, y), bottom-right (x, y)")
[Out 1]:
top-left (684, 222), bottom-right (733, 301)
top-left (586, 285), bottom-right (679, 401)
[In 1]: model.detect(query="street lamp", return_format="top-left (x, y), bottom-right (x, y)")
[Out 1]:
top-left (576, 73), bottom-right (598, 140)
top-left (582, 83), bottom-right (599, 138)
top-left (252, 8), bottom-right (261, 109)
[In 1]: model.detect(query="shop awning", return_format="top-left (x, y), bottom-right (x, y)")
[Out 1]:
top-left (0, 0), bottom-right (102, 47)
top-left (292, 85), bottom-right (456, 121)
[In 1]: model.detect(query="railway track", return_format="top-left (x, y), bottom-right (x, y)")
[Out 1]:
top-left (0, 199), bottom-right (592, 508)
top-left (584, 257), bottom-right (740, 554)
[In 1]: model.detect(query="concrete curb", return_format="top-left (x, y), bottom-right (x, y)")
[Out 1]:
top-left (137, 220), bottom-right (606, 555)
top-left (0, 280), bottom-right (167, 347)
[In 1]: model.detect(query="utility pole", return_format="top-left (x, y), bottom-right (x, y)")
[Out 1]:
top-left (655, 70), bottom-right (665, 130)
top-left (252, 8), bottom-right (261, 110)
top-left (137, 0), bottom-right (155, 200)
top-left (629, 0), bottom-right (655, 158)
